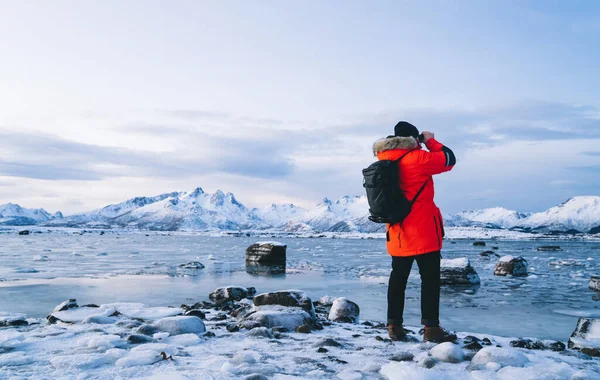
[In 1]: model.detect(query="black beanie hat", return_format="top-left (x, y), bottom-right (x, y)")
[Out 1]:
top-left (394, 121), bottom-right (419, 138)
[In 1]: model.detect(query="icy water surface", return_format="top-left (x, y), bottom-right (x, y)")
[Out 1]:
top-left (1, 229), bottom-right (599, 341)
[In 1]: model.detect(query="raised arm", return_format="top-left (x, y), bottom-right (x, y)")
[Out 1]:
top-left (418, 131), bottom-right (456, 175)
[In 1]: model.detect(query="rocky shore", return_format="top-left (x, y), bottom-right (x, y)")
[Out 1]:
top-left (1, 287), bottom-right (599, 379)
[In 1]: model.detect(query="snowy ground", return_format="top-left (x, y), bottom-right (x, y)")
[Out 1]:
top-left (1, 294), bottom-right (599, 380)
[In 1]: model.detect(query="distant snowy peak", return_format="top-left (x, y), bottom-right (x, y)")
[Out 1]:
top-left (0, 203), bottom-right (61, 226)
top-left (455, 207), bottom-right (530, 229)
top-left (523, 196), bottom-right (600, 233)
top-left (255, 203), bottom-right (308, 227)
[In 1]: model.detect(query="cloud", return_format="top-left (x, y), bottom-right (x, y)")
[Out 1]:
top-left (0, 129), bottom-right (296, 181)
top-left (1, 100), bottom-right (599, 214)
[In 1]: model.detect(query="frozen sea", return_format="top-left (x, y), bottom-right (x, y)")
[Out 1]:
top-left (1, 228), bottom-right (599, 341)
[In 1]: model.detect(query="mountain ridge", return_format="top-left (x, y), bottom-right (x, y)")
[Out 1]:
top-left (2, 191), bottom-right (599, 234)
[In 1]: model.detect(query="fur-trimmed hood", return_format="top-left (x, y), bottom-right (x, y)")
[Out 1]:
top-left (372, 136), bottom-right (419, 156)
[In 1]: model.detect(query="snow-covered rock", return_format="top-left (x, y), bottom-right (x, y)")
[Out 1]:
top-left (153, 316), bottom-right (205, 335)
top-left (494, 256), bottom-right (528, 277)
top-left (569, 318), bottom-right (600, 350)
top-left (241, 306), bottom-right (315, 331)
top-left (430, 342), bottom-right (465, 363)
top-left (209, 286), bottom-right (251, 305)
top-left (253, 290), bottom-right (314, 316)
top-left (0, 312), bottom-right (28, 327)
top-left (52, 299), bottom-right (78, 312)
top-left (590, 276), bottom-right (600, 291)
top-left (440, 258), bottom-right (481, 285)
top-left (241, 290), bottom-right (318, 331)
top-left (470, 346), bottom-right (529, 369)
top-left (246, 242), bottom-right (287, 264)
top-left (328, 298), bottom-right (360, 323)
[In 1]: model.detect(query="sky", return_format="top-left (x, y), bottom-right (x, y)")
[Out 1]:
top-left (0, 0), bottom-right (599, 215)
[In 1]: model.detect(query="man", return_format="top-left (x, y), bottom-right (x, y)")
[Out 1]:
top-left (372, 121), bottom-right (456, 343)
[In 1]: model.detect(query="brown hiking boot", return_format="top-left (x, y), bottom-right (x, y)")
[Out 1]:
top-left (423, 326), bottom-right (457, 343)
top-left (388, 324), bottom-right (407, 341)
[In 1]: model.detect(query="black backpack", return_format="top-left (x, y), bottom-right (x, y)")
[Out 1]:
top-left (362, 151), bottom-right (428, 225)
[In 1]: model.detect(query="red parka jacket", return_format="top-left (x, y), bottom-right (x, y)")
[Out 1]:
top-left (373, 136), bottom-right (456, 257)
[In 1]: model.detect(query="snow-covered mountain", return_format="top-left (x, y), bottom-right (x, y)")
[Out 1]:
top-left (447, 207), bottom-right (530, 229)
top-left (4, 190), bottom-right (600, 234)
top-left (48, 188), bottom-right (264, 231)
top-left (520, 196), bottom-right (600, 233)
top-left (0, 203), bottom-right (62, 226)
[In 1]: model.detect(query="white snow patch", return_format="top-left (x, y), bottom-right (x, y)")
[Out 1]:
top-left (499, 255), bottom-right (515, 263)
top-left (471, 347), bottom-right (529, 369)
top-left (430, 342), bottom-right (465, 363)
top-left (441, 258), bottom-right (469, 268)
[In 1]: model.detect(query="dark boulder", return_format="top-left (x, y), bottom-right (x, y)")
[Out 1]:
top-left (246, 242), bottom-right (287, 264)
top-left (440, 258), bottom-right (481, 285)
top-left (18, 230), bottom-right (30, 235)
top-left (473, 241), bottom-right (486, 247)
top-left (494, 256), bottom-right (528, 277)
top-left (253, 290), bottom-right (314, 315)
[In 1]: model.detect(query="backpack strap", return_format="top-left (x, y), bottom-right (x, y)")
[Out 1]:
top-left (410, 178), bottom-right (429, 204)
top-left (395, 150), bottom-right (429, 205)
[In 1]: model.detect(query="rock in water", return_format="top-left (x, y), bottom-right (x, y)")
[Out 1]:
top-left (536, 245), bottom-right (562, 252)
top-left (153, 316), bottom-right (206, 335)
top-left (569, 318), bottom-right (600, 351)
top-left (494, 256), bottom-right (528, 277)
top-left (589, 276), bottom-right (600, 291)
top-left (440, 258), bottom-right (481, 285)
top-left (473, 241), bottom-right (486, 247)
top-left (246, 242), bottom-right (287, 264)
top-left (480, 251), bottom-right (499, 257)
top-left (178, 261), bottom-right (205, 269)
top-left (430, 342), bottom-right (465, 363)
top-left (209, 286), bottom-right (250, 305)
top-left (328, 298), bottom-right (360, 323)
top-left (53, 299), bottom-right (79, 312)
top-left (18, 230), bottom-right (30, 235)
top-left (470, 347), bottom-right (529, 369)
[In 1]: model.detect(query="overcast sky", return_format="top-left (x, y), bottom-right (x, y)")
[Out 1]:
top-left (1, 0), bottom-right (599, 215)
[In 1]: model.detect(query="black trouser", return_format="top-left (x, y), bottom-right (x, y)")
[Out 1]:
top-left (387, 251), bottom-right (440, 327)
